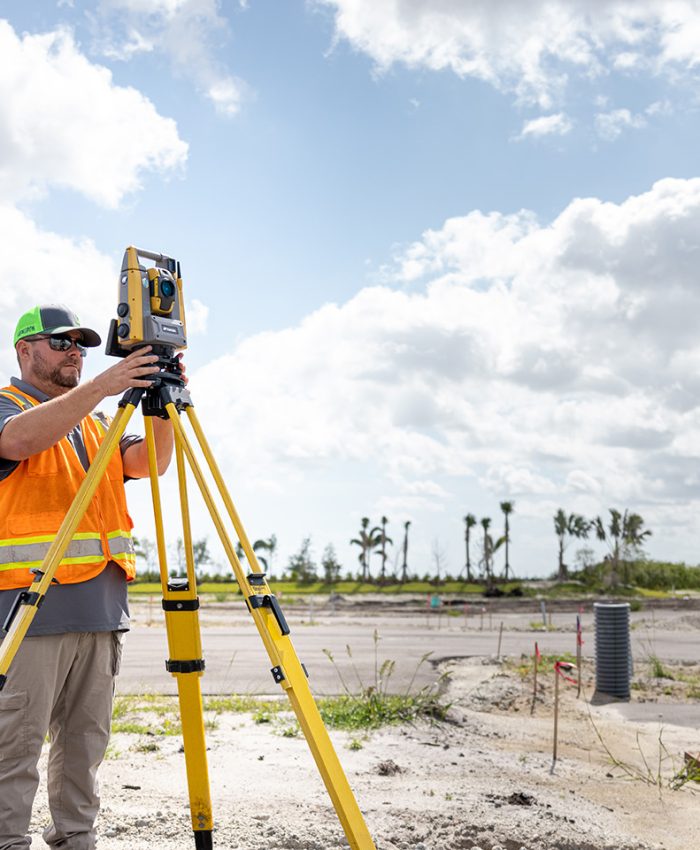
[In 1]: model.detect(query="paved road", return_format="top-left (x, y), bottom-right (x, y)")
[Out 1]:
top-left (115, 608), bottom-right (700, 696)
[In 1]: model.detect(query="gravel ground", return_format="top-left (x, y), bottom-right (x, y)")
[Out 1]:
top-left (23, 656), bottom-right (699, 850)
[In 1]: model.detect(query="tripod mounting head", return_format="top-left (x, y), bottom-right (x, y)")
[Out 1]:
top-left (106, 246), bottom-right (187, 357)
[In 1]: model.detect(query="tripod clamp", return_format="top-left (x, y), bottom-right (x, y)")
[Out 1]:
top-left (118, 352), bottom-right (191, 418)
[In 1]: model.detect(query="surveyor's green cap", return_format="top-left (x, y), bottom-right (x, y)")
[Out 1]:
top-left (13, 305), bottom-right (102, 348)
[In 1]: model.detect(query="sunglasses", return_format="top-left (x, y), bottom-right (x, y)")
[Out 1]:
top-left (29, 334), bottom-right (87, 357)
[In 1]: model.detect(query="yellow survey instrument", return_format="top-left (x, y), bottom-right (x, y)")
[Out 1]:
top-left (108, 246), bottom-right (188, 350)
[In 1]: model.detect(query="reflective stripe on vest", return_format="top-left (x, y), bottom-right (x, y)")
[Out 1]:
top-left (0, 533), bottom-right (104, 572)
top-left (106, 530), bottom-right (135, 557)
top-left (0, 390), bottom-right (35, 411)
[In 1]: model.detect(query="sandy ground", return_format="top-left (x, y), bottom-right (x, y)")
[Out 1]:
top-left (23, 652), bottom-right (699, 850)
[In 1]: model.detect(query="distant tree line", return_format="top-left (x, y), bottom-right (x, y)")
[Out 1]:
top-left (131, 501), bottom-right (698, 590)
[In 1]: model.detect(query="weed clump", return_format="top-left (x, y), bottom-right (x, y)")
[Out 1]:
top-left (320, 630), bottom-right (449, 730)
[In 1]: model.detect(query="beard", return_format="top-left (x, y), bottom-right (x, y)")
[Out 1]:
top-left (31, 348), bottom-right (81, 389)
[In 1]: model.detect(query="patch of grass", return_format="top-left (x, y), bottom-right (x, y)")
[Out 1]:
top-left (320, 630), bottom-right (449, 730)
top-left (635, 587), bottom-right (672, 598)
top-left (203, 695), bottom-right (262, 714)
top-left (347, 738), bottom-right (363, 751)
top-left (318, 692), bottom-right (447, 730)
top-left (134, 741), bottom-right (159, 753)
top-left (673, 669), bottom-right (700, 687)
top-left (252, 706), bottom-right (280, 725)
top-left (512, 651), bottom-right (576, 678)
top-left (112, 695), bottom-right (141, 719)
top-left (671, 761), bottom-right (700, 789)
top-left (157, 718), bottom-right (182, 736)
top-left (528, 620), bottom-right (553, 631)
top-left (112, 695), bottom-right (182, 736)
top-left (114, 694), bottom-right (180, 718)
top-left (649, 655), bottom-right (674, 679)
top-left (104, 744), bottom-right (121, 760)
top-left (112, 721), bottom-right (155, 735)
top-left (128, 583), bottom-right (242, 596)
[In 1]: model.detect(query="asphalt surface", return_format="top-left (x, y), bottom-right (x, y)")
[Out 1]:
top-left (115, 603), bottom-right (700, 698)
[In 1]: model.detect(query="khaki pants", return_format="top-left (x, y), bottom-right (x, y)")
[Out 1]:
top-left (0, 631), bottom-right (122, 850)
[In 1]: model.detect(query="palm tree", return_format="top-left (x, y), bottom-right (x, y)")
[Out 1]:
top-left (236, 538), bottom-right (274, 572)
top-left (480, 517), bottom-right (493, 588)
top-left (350, 517), bottom-right (381, 581)
top-left (265, 533), bottom-right (278, 577)
top-left (499, 501), bottom-right (515, 580)
top-left (376, 516), bottom-right (393, 584)
top-left (461, 514), bottom-right (477, 581)
top-left (593, 509), bottom-right (652, 586)
top-left (553, 509), bottom-right (590, 580)
top-left (593, 509), bottom-right (622, 584)
top-left (251, 536), bottom-right (277, 572)
top-left (400, 520), bottom-right (411, 583)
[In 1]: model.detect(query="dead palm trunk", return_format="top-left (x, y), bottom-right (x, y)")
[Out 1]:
top-left (401, 521), bottom-right (410, 583)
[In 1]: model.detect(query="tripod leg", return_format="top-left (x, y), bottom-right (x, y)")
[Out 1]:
top-left (166, 404), bottom-right (376, 850)
top-left (144, 417), bottom-right (213, 849)
top-left (0, 402), bottom-right (137, 689)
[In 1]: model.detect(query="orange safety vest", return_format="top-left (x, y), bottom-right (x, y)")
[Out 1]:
top-left (0, 385), bottom-right (136, 590)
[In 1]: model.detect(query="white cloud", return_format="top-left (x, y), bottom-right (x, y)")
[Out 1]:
top-left (96, 0), bottom-right (245, 116)
top-left (101, 27), bottom-right (155, 59)
top-left (0, 205), bottom-right (116, 376)
top-left (0, 20), bottom-right (188, 207)
top-left (206, 77), bottom-right (243, 116)
top-left (613, 51), bottom-right (644, 70)
top-left (190, 177), bottom-right (700, 570)
top-left (315, 0), bottom-right (700, 107)
top-left (595, 107), bottom-right (647, 140)
top-left (516, 112), bottom-right (573, 140)
top-left (185, 298), bottom-right (209, 335)
top-left (0, 207), bottom-right (211, 370)
top-left (645, 99), bottom-right (673, 116)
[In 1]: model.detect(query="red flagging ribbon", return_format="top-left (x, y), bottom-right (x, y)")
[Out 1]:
top-left (554, 660), bottom-right (578, 684)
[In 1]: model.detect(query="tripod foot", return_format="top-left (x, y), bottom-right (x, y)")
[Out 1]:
top-left (194, 830), bottom-right (213, 849)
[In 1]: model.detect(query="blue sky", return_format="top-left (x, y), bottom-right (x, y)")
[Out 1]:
top-left (3, 1), bottom-right (700, 579)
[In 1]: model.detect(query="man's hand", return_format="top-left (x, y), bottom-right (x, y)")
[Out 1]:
top-left (93, 346), bottom-right (161, 397)
top-left (121, 352), bottom-right (187, 478)
top-left (174, 352), bottom-right (188, 385)
top-left (0, 347), bottom-right (161, 461)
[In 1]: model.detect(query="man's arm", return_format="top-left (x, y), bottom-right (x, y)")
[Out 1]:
top-left (0, 348), bottom-right (160, 461)
top-left (121, 416), bottom-right (174, 478)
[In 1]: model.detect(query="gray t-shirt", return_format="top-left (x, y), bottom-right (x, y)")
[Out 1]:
top-left (0, 377), bottom-right (142, 636)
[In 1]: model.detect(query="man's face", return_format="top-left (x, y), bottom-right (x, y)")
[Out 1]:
top-left (21, 332), bottom-right (85, 392)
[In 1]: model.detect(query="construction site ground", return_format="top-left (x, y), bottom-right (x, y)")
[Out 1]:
top-left (23, 597), bottom-right (700, 849)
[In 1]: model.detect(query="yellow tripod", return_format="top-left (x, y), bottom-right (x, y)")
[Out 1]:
top-left (0, 372), bottom-right (377, 850)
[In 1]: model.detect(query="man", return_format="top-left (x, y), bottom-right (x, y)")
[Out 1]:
top-left (0, 304), bottom-right (177, 850)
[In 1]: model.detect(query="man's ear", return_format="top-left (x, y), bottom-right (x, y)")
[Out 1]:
top-left (15, 341), bottom-right (30, 367)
